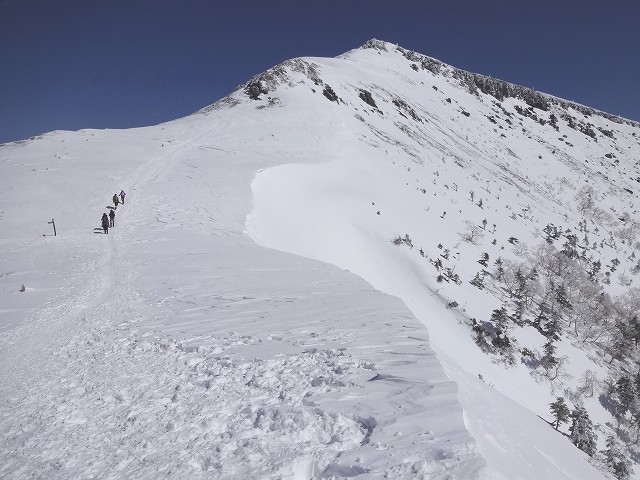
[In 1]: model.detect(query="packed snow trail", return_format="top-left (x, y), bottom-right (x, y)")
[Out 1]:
top-left (0, 119), bottom-right (485, 479)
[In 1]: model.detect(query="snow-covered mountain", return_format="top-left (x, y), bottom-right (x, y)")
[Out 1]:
top-left (2, 39), bottom-right (639, 479)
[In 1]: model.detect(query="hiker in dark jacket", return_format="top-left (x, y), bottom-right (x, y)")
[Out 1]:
top-left (101, 213), bottom-right (109, 234)
top-left (113, 194), bottom-right (119, 209)
top-left (109, 209), bottom-right (115, 227)
top-left (120, 190), bottom-right (126, 204)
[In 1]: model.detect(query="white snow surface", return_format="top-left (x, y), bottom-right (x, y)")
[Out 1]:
top-left (2, 40), bottom-right (636, 478)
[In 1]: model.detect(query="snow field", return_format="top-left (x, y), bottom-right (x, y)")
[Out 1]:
top-left (3, 39), bottom-right (638, 479)
top-left (1, 107), bottom-right (485, 478)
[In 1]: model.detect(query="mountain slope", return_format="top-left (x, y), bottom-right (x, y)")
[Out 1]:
top-left (2, 39), bottom-right (638, 479)
top-left (244, 40), bottom-right (640, 478)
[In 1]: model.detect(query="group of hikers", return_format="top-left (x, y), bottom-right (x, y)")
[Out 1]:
top-left (101, 190), bottom-right (126, 234)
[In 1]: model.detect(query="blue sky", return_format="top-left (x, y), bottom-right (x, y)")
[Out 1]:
top-left (1, 0), bottom-right (638, 143)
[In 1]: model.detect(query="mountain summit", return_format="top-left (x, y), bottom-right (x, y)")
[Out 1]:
top-left (2, 40), bottom-right (639, 479)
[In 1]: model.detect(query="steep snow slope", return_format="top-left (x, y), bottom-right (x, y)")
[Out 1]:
top-left (244, 41), bottom-right (640, 478)
top-left (2, 38), bottom-right (634, 479)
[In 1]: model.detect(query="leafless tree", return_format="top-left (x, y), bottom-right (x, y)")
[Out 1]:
top-left (459, 220), bottom-right (485, 246)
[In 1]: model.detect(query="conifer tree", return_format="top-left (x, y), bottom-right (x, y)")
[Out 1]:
top-left (493, 258), bottom-right (504, 281)
top-left (609, 324), bottom-right (633, 365)
top-left (544, 312), bottom-right (562, 341)
top-left (511, 298), bottom-right (526, 326)
top-left (489, 307), bottom-right (514, 364)
top-left (561, 234), bottom-right (579, 259)
top-left (470, 317), bottom-right (488, 350)
top-left (533, 301), bottom-right (561, 340)
top-left (569, 406), bottom-right (597, 456)
top-left (532, 301), bottom-right (548, 333)
top-left (543, 223), bottom-right (560, 244)
top-left (510, 269), bottom-right (528, 325)
top-left (614, 375), bottom-right (636, 416)
top-left (470, 272), bottom-right (484, 289)
top-left (601, 435), bottom-right (633, 480)
top-left (555, 284), bottom-right (572, 313)
top-left (541, 340), bottom-right (559, 373)
top-left (490, 307), bottom-right (510, 335)
top-left (549, 397), bottom-right (570, 430)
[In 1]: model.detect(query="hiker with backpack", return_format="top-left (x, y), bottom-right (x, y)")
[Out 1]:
top-left (113, 193), bottom-right (119, 209)
top-left (109, 209), bottom-right (115, 227)
top-left (101, 213), bottom-right (109, 234)
top-left (120, 190), bottom-right (126, 204)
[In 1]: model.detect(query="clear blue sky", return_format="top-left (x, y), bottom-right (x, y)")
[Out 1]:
top-left (1, 0), bottom-right (639, 143)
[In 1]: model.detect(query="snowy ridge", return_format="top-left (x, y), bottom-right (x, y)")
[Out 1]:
top-left (2, 39), bottom-right (639, 479)
top-left (360, 38), bottom-right (640, 128)
top-left (243, 40), bottom-right (640, 478)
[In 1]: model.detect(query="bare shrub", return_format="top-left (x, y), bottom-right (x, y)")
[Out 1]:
top-left (459, 220), bottom-right (485, 246)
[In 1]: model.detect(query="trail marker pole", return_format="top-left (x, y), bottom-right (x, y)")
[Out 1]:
top-left (48, 219), bottom-right (56, 236)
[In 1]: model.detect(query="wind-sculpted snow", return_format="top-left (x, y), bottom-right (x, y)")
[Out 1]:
top-left (243, 40), bottom-right (640, 479)
top-left (0, 108), bottom-right (485, 478)
top-left (3, 38), bottom-right (635, 479)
